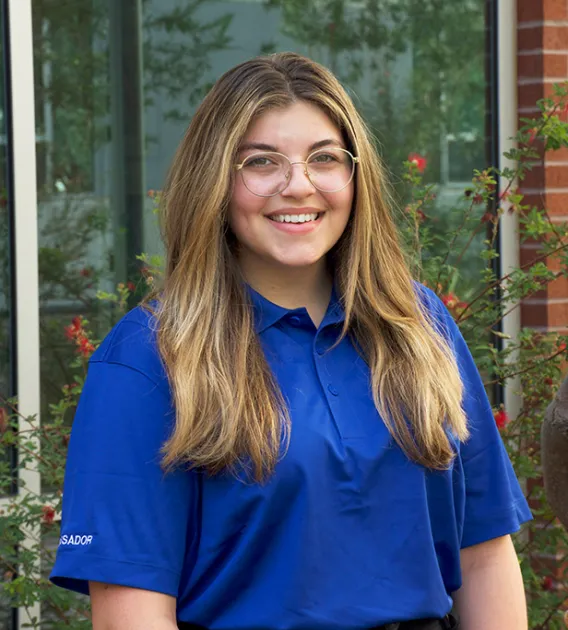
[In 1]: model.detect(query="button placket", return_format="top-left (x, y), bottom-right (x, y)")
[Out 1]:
top-left (313, 331), bottom-right (344, 437)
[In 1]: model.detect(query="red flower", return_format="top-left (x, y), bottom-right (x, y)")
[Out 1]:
top-left (79, 268), bottom-right (91, 277)
top-left (542, 576), bottom-right (554, 591)
top-left (494, 409), bottom-right (509, 429)
top-left (65, 317), bottom-right (95, 357)
top-left (78, 337), bottom-right (95, 358)
top-left (528, 128), bottom-right (538, 144)
top-left (127, 281), bottom-right (136, 292)
top-left (408, 153), bottom-right (427, 173)
top-left (41, 505), bottom-right (56, 525)
top-left (473, 194), bottom-right (484, 205)
top-left (64, 317), bottom-right (82, 340)
top-left (441, 293), bottom-right (459, 309)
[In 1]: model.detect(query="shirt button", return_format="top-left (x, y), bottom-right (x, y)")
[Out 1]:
top-left (316, 344), bottom-right (326, 355)
top-left (327, 384), bottom-right (339, 396)
top-left (289, 315), bottom-right (302, 326)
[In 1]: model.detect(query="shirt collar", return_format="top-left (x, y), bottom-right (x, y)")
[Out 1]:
top-left (247, 285), bottom-right (345, 334)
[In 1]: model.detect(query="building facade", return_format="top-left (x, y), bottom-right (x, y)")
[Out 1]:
top-left (0, 0), bottom-right (566, 627)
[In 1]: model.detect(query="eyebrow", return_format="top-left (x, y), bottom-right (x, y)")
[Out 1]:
top-left (238, 138), bottom-right (344, 153)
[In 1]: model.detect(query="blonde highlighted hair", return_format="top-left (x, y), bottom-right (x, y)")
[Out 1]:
top-left (151, 52), bottom-right (468, 481)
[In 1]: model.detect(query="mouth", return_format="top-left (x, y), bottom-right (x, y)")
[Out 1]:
top-left (266, 212), bottom-right (323, 225)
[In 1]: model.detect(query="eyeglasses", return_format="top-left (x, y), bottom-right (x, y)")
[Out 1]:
top-left (235, 147), bottom-right (360, 197)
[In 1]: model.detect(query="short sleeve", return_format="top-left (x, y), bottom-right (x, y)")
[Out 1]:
top-left (49, 315), bottom-right (196, 597)
top-left (418, 285), bottom-right (532, 548)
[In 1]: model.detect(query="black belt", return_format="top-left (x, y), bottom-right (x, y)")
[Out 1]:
top-left (178, 613), bottom-right (459, 629)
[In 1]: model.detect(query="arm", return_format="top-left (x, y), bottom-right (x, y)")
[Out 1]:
top-left (90, 582), bottom-right (178, 630)
top-left (452, 535), bottom-right (527, 630)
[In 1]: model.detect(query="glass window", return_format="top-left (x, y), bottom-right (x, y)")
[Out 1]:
top-left (32, 0), bottom-right (492, 421)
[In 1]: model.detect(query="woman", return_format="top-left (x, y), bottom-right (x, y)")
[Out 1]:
top-left (50, 53), bottom-right (531, 630)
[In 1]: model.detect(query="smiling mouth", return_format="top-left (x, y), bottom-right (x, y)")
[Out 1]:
top-left (267, 212), bottom-right (322, 224)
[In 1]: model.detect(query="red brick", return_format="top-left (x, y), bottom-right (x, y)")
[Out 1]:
top-left (544, 54), bottom-right (568, 77)
top-left (544, 0), bottom-right (568, 20)
top-left (548, 301), bottom-right (568, 327)
top-left (518, 54), bottom-right (543, 78)
top-left (524, 164), bottom-right (568, 189)
top-left (548, 276), bottom-right (568, 299)
top-left (520, 246), bottom-right (538, 269)
top-left (519, 53), bottom-right (568, 79)
top-left (543, 25), bottom-right (568, 49)
top-left (547, 253), bottom-right (568, 273)
top-left (544, 192), bottom-right (568, 216)
top-left (523, 164), bottom-right (546, 189)
top-left (519, 25), bottom-right (568, 51)
top-left (518, 0), bottom-right (568, 22)
top-left (547, 146), bottom-right (568, 162)
top-left (518, 82), bottom-right (546, 110)
top-left (522, 192), bottom-right (568, 215)
top-left (545, 164), bottom-right (568, 187)
top-left (518, 1), bottom-right (543, 23)
top-left (521, 302), bottom-right (548, 327)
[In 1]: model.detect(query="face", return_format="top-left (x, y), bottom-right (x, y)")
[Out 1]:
top-left (228, 101), bottom-right (354, 278)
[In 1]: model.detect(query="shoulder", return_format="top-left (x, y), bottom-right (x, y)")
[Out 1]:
top-left (90, 303), bottom-right (168, 391)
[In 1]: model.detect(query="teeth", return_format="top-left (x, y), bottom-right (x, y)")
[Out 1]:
top-left (270, 213), bottom-right (319, 223)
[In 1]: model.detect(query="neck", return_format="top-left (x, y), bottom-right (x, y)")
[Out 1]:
top-left (238, 254), bottom-right (333, 326)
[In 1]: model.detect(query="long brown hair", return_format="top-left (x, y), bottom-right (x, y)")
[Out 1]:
top-left (152, 52), bottom-right (468, 481)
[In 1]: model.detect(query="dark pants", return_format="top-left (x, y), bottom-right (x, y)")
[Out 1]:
top-left (178, 613), bottom-right (459, 629)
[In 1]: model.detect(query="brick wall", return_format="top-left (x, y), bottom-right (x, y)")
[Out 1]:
top-left (518, 0), bottom-right (568, 334)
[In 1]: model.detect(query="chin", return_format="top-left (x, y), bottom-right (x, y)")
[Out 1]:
top-left (273, 255), bottom-right (325, 268)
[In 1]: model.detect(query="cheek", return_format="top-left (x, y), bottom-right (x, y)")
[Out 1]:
top-left (228, 179), bottom-right (266, 233)
top-left (327, 184), bottom-right (354, 223)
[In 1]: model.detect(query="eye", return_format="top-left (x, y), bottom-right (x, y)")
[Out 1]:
top-left (310, 152), bottom-right (339, 164)
top-left (244, 154), bottom-right (278, 168)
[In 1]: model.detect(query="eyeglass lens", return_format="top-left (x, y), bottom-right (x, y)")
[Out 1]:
top-left (240, 148), bottom-right (355, 196)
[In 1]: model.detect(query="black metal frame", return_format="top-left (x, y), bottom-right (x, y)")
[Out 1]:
top-left (485, 0), bottom-right (504, 407)
top-left (1, 0), bottom-right (19, 625)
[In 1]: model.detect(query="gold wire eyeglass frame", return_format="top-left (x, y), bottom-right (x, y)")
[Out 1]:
top-left (234, 147), bottom-right (360, 197)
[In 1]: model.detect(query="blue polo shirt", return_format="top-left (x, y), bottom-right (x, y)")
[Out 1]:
top-left (50, 284), bottom-right (531, 629)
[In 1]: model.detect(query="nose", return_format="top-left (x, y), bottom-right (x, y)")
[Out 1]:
top-left (281, 161), bottom-right (316, 197)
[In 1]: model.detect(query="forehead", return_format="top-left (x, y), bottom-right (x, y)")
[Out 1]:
top-left (242, 101), bottom-right (342, 148)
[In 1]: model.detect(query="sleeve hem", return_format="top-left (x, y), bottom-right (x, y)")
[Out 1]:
top-left (460, 504), bottom-right (533, 549)
top-left (49, 554), bottom-right (181, 597)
